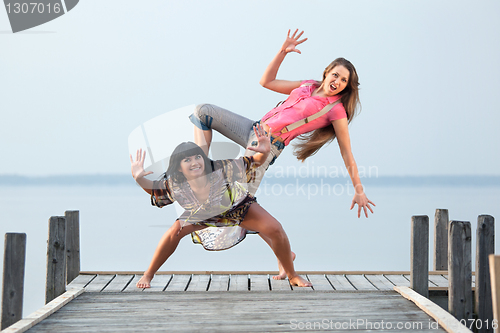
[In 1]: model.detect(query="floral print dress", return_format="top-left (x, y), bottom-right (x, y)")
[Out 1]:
top-left (150, 156), bottom-right (257, 250)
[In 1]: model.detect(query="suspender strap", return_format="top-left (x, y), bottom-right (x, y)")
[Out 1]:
top-left (280, 100), bottom-right (342, 134)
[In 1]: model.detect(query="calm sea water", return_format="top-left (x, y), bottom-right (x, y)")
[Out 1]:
top-left (1, 178), bottom-right (499, 316)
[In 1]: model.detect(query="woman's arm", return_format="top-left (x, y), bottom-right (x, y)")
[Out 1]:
top-left (259, 29), bottom-right (306, 95)
top-left (130, 149), bottom-right (154, 195)
top-left (331, 118), bottom-right (375, 218)
top-left (246, 124), bottom-right (271, 167)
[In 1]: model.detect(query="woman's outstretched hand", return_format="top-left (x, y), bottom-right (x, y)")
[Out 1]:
top-left (280, 29), bottom-right (308, 54)
top-left (130, 149), bottom-right (153, 180)
top-left (247, 123), bottom-right (271, 155)
top-left (350, 192), bottom-right (376, 218)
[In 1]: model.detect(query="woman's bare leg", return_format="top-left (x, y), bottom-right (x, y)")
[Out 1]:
top-left (193, 126), bottom-right (212, 156)
top-left (137, 220), bottom-right (206, 288)
top-left (259, 234), bottom-right (296, 280)
top-left (241, 204), bottom-right (312, 287)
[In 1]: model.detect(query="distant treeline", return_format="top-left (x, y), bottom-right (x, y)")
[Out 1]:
top-left (1, 174), bottom-right (500, 187)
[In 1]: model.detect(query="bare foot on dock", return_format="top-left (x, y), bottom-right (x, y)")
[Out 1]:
top-left (289, 275), bottom-right (312, 287)
top-left (136, 273), bottom-right (154, 288)
top-left (273, 251), bottom-right (296, 280)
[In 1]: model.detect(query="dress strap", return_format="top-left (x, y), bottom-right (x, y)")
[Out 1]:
top-left (280, 100), bottom-right (342, 134)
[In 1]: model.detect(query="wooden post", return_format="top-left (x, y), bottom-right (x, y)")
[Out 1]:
top-left (411, 215), bottom-right (429, 298)
top-left (65, 210), bottom-right (80, 285)
top-left (433, 209), bottom-right (449, 271)
top-left (489, 255), bottom-right (500, 331)
top-left (1, 233), bottom-right (26, 330)
top-left (448, 220), bottom-right (472, 321)
top-left (476, 215), bottom-right (494, 333)
top-left (46, 216), bottom-right (66, 304)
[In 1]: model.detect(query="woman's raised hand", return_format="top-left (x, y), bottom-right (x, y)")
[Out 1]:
top-left (130, 149), bottom-right (153, 180)
top-left (247, 123), bottom-right (271, 155)
top-left (280, 29), bottom-right (308, 54)
top-left (350, 191), bottom-right (376, 218)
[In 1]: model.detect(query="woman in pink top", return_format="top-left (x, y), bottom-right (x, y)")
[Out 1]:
top-left (191, 29), bottom-right (374, 218)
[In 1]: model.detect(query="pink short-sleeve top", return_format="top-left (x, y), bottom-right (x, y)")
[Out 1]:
top-left (261, 80), bottom-right (347, 146)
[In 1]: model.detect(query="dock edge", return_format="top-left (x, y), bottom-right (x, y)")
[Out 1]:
top-left (394, 286), bottom-right (471, 333)
top-left (0, 288), bottom-right (84, 333)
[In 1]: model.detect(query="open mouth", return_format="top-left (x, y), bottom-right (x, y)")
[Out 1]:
top-left (329, 83), bottom-right (337, 92)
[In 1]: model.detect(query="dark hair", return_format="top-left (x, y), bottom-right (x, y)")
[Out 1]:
top-left (164, 142), bottom-right (212, 183)
top-left (293, 57), bottom-right (361, 162)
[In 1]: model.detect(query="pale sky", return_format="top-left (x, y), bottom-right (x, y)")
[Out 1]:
top-left (1, 0), bottom-right (499, 176)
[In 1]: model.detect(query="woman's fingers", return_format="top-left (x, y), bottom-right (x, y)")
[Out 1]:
top-left (297, 37), bottom-right (308, 45)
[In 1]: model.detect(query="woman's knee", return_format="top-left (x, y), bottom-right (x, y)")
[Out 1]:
top-left (190, 104), bottom-right (215, 130)
top-left (259, 219), bottom-right (285, 239)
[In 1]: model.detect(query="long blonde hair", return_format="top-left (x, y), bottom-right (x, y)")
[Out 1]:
top-left (293, 58), bottom-right (360, 162)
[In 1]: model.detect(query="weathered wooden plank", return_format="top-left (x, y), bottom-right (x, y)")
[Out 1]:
top-left (25, 291), bottom-right (448, 332)
top-left (346, 275), bottom-right (377, 290)
top-left (2, 288), bottom-right (84, 333)
top-left (1, 233), bottom-right (26, 330)
top-left (143, 274), bottom-right (172, 292)
top-left (433, 209), bottom-right (449, 271)
top-left (84, 275), bottom-right (115, 293)
top-left (490, 255), bottom-right (500, 330)
top-left (249, 274), bottom-right (269, 291)
top-left (269, 278), bottom-right (291, 291)
top-left (395, 286), bottom-right (471, 333)
top-left (228, 274), bottom-right (248, 291)
top-left (46, 216), bottom-right (66, 304)
top-left (428, 275), bottom-right (449, 288)
top-left (65, 210), bottom-right (80, 285)
top-left (326, 275), bottom-right (356, 290)
top-left (122, 275), bottom-right (142, 292)
top-left (164, 274), bottom-right (191, 292)
top-left (384, 274), bottom-right (410, 287)
top-left (448, 220), bottom-right (473, 321)
top-left (476, 215), bottom-right (494, 333)
top-left (306, 275), bottom-right (333, 291)
top-left (208, 275), bottom-right (229, 291)
top-left (365, 275), bottom-right (395, 290)
top-left (404, 274), bottom-right (435, 287)
top-left (186, 275), bottom-right (210, 292)
top-left (66, 275), bottom-right (96, 290)
top-left (411, 215), bottom-right (429, 298)
top-left (102, 275), bottom-right (135, 292)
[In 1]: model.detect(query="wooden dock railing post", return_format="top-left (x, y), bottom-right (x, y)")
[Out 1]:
top-left (411, 215), bottom-right (429, 298)
top-left (1, 233), bottom-right (26, 330)
top-left (489, 255), bottom-right (500, 331)
top-left (433, 209), bottom-right (449, 271)
top-left (448, 220), bottom-right (472, 321)
top-left (476, 215), bottom-right (495, 333)
top-left (65, 210), bottom-right (80, 285)
top-left (46, 216), bottom-right (66, 304)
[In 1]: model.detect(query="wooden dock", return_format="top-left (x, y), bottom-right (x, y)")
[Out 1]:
top-left (68, 271), bottom-right (466, 292)
top-left (4, 271), bottom-right (472, 333)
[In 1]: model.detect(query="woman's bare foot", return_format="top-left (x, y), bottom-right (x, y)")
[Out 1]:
top-left (136, 273), bottom-right (154, 288)
top-left (289, 275), bottom-right (312, 287)
top-left (273, 251), bottom-right (296, 280)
